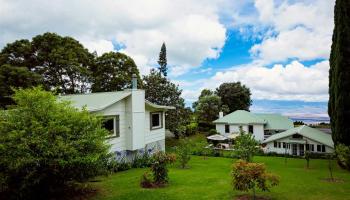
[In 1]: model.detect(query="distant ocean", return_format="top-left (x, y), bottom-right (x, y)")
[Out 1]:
top-left (289, 117), bottom-right (330, 124)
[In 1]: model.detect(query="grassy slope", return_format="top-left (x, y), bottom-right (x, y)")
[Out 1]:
top-left (92, 156), bottom-right (350, 200)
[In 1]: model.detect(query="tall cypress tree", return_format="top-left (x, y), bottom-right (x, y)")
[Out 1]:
top-left (158, 42), bottom-right (167, 76)
top-left (329, 0), bottom-right (350, 145)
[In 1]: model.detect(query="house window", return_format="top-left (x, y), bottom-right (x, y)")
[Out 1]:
top-left (103, 116), bottom-right (120, 137)
top-left (317, 145), bottom-right (321, 152)
top-left (278, 142), bottom-right (281, 148)
top-left (151, 112), bottom-right (163, 130)
top-left (322, 145), bottom-right (326, 152)
top-left (306, 144), bottom-right (309, 151)
top-left (274, 141), bottom-right (277, 148)
top-left (283, 142), bottom-right (286, 148)
top-left (225, 125), bottom-right (230, 133)
top-left (311, 144), bottom-right (314, 152)
top-left (248, 125), bottom-right (254, 133)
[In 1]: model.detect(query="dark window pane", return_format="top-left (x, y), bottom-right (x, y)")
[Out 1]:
top-left (152, 113), bottom-right (160, 127)
top-left (311, 144), bottom-right (314, 151)
top-left (322, 145), bottom-right (326, 152)
top-left (225, 125), bottom-right (230, 133)
top-left (317, 145), bottom-right (321, 152)
top-left (283, 142), bottom-right (286, 148)
top-left (249, 125), bottom-right (254, 133)
top-left (115, 116), bottom-right (120, 137)
top-left (103, 118), bottom-right (114, 134)
top-left (306, 144), bottom-right (309, 151)
top-left (274, 141), bottom-right (277, 148)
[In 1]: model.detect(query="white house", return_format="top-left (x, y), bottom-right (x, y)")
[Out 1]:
top-left (262, 125), bottom-right (334, 156)
top-left (59, 76), bottom-right (174, 160)
top-left (213, 110), bottom-right (294, 142)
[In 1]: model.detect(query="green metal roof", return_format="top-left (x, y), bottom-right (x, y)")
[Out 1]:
top-left (263, 125), bottom-right (334, 148)
top-left (256, 113), bottom-right (294, 130)
top-left (213, 110), bottom-right (266, 124)
top-left (58, 91), bottom-right (131, 112)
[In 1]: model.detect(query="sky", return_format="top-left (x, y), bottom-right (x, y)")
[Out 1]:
top-left (0, 0), bottom-right (335, 119)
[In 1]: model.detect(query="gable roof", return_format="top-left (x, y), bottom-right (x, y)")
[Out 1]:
top-left (213, 110), bottom-right (266, 124)
top-left (263, 125), bottom-right (334, 148)
top-left (256, 113), bottom-right (294, 130)
top-left (59, 91), bottom-right (174, 112)
top-left (59, 91), bottom-right (132, 112)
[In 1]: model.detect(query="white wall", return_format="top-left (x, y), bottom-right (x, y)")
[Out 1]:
top-left (216, 124), bottom-right (264, 142)
top-left (253, 124), bottom-right (264, 142)
top-left (96, 90), bottom-right (167, 153)
top-left (144, 108), bottom-right (166, 147)
top-left (264, 137), bottom-right (334, 155)
top-left (97, 99), bottom-right (126, 152)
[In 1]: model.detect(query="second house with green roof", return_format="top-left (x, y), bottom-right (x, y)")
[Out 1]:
top-left (213, 110), bottom-right (294, 142)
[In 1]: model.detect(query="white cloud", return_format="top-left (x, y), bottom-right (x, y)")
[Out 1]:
top-left (80, 39), bottom-right (114, 55)
top-left (250, 27), bottom-right (331, 63)
top-left (0, 0), bottom-right (228, 76)
top-left (249, 0), bottom-right (334, 64)
top-left (180, 60), bottom-right (329, 102)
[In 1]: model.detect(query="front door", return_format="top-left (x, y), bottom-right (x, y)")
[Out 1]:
top-left (299, 144), bottom-right (304, 156)
top-left (292, 144), bottom-right (297, 155)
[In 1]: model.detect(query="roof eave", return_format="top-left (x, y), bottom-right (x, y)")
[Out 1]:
top-left (145, 100), bottom-right (175, 110)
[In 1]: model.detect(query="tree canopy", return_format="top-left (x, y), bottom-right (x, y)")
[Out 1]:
top-left (158, 42), bottom-right (167, 77)
top-left (91, 52), bottom-right (141, 92)
top-left (0, 32), bottom-right (142, 107)
top-left (329, 0), bottom-right (350, 145)
top-left (216, 82), bottom-right (251, 113)
top-left (143, 69), bottom-right (189, 135)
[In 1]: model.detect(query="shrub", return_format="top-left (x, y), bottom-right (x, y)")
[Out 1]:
top-left (233, 129), bottom-right (260, 162)
top-left (149, 152), bottom-right (176, 185)
top-left (335, 144), bottom-right (350, 170)
top-left (0, 87), bottom-right (110, 199)
top-left (232, 160), bottom-right (279, 199)
top-left (208, 129), bottom-right (218, 136)
top-left (185, 122), bottom-right (198, 136)
top-left (131, 151), bottom-right (152, 168)
top-left (140, 172), bottom-right (153, 188)
top-left (176, 139), bottom-right (191, 168)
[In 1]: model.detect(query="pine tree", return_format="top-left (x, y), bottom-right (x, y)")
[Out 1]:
top-left (158, 42), bottom-right (167, 76)
top-left (329, 0), bottom-right (350, 145)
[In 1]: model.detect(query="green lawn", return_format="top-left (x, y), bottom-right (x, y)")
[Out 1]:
top-left (91, 156), bottom-right (350, 200)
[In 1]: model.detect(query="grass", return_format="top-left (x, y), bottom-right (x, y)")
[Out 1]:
top-left (91, 156), bottom-right (350, 200)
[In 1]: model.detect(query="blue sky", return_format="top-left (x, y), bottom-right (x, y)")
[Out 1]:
top-left (0, 0), bottom-right (334, 120)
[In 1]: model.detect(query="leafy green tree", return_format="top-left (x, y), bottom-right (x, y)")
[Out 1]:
top-left (216, 82), bottom-right (252, 113)
top-left (192, 89), bottom-right (214, 110)
top-left (158, 42), bottom-right (167, 77)
top-left (232, 160), bottom-right (279, 200)
top-left (0, 64), bottom-right (42, 108)
top-left (91, 52), bottom-right (141, 92)
top-left (0, 32), bottom-right (94, 96)
top-left (194, 92), bottom-right (229, 125)
top-left (329, 0), bottom-right (350, 145)
top-left (0, 39), bottom-right (33, 67)
top-left (30, 33), bottom-right (93, 94)
top-left (143, 69), bottom-right (188, 136)
top-left (233, 128), bottom-right (259, 162)
top-left (175, 138), bottom-right (192, 169)
top-left (0, 87), bottom-right (110, 199)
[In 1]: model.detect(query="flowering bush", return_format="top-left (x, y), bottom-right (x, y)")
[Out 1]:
top-left (150, 152), bottom-right (176, 185)
top-left (232, 160), bottom-right (279, 199)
